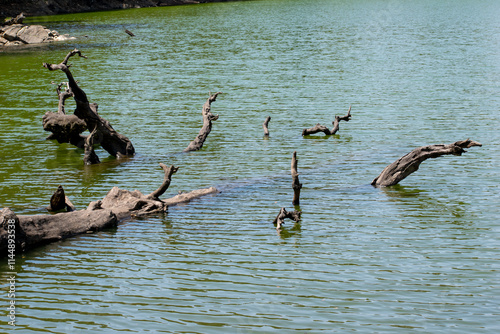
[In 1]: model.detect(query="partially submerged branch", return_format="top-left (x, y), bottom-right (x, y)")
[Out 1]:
top-left (302, 105), bottom-right (351, 136)
top-left (263, 116), bottom-right (271, 137)
top-left (43, 49), bottom-right (135, 162)
top-left (147, 163), bottom-right (179, 200)
top-left (184, 92), bottom-right (222, 152)
top-left (273, 207), bottom-right (302, 230)
top-left (371, 139), bottom-right (482, 187)
top-left (291, 151), bottom-right (302, 205)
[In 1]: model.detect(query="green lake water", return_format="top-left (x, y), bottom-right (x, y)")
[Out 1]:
top-left (1, 0), bottom-right (499, 332)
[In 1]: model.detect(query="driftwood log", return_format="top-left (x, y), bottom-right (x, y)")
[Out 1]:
top-left (273, 207), bottom-right (302, 230)
top-left (43, 49), bottom-right (135, 164)
top-left (371, 139), bottom-right (482, 187)
top-left (291, 151), bottom-right (302, 205)
top-left (263, 116), bottom-right (271, 137)
top-left (1, 163), bottom-right (218, 255)
top-left (302, 106), bottom-right (351, 136)
top-left (184, 92), bottom-right (222, 152)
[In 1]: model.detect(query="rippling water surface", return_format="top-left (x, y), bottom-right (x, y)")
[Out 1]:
top-left (1, 0), bottom-right (499, 332)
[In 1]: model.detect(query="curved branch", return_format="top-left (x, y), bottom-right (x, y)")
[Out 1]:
top-left (147, 163), bottom-right (179, 200)
top-left (183, 92), bottom-right (222, 152)
top-left (372, 139), bottom-right (482, 187)
top-left (263, 116), bottom-right (271, 137)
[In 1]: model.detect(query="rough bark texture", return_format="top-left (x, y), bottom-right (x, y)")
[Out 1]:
top-left (302, 106), bottom-right (351, 136)
top-left (263, 116), bottom-right (271, 137)
top-left (291, 151), bottom-right (302, 205)
top-left (273, 207), bottom-right (302, 230)
top-left (43, 49), bottom-right (135, 163)
top-left (371, 139), bottom-right (482, 187)
top-left (184, 92), bottom-right (221, 152)
top-left (1, 207), bottom-right (117, 255)
top-left (1, 163), bottom-right (219, 255)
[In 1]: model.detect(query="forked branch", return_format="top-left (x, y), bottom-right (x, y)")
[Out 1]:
top-left (273, 208), bottom-right (302, 230)
top-left (184, 92), bottom-right (222, 152)
top-left (302, 105), bottom-right (352, 136)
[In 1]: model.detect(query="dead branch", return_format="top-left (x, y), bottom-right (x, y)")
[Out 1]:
top-left (371, 139), bottom-right (482, 187)
top-left (83, 127), bottom-right (100, 165)
top-left (263, 116), bottom-right (271, 136)
top-left (43, 49), bottom-right (135, 162)
top-left (302, 105), bottom-right (351, 136)
top-left (146, 163), bottom-right (179, 200)
top-left (273, 207), bottom-right (302, 230)
top-left (183, 92), bottom-right (222, 152)
top-left (291, 151), bottom-right (302, 205)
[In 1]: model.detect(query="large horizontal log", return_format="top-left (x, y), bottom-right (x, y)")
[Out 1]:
top-left (1, 207), bottom-right (117, 254)
top-left (372, 139), bottom-right (482, 187)
top-left (1, 163), bottom-right (219, 255)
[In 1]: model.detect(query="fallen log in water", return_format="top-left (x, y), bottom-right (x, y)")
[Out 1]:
top-left (43, 49), bottom-right (135, 165)
top-left (371, 139), bottom-right (482, 187)
top-left (0, 163), bottom-right (218, 255)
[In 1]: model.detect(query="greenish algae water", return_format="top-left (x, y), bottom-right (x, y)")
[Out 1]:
top-left (1, 0), bottom-right (499, 332)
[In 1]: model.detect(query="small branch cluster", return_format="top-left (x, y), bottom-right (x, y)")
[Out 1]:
top-left (273, 208), bottom-right (302, 230)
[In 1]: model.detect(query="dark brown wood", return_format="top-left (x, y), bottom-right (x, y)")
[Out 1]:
top-left (302, 105), bottom-right (351, 136)
top-left (183, 92), bottom-right (221, 152)
top-left (372, 139), bottom-right (482, 187)
top-left (263, 116), bottom-right (271, 137)
top-left (291, 151), bottom-right (302, 205)
top-left (125, 29), bottom-right (135, 37)
top-left (83, 127), bottom-right (100, 165)
top-left (273, 207), bottom-right (302, 230)
top-left (43, 49), bottom-right (135, 162)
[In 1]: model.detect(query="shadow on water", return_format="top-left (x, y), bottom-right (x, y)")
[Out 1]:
top-left (379, 184), bottom-right (476, 228)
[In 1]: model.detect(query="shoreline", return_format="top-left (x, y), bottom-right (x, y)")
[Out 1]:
top-left (0, 0), bottom-right (244, 18)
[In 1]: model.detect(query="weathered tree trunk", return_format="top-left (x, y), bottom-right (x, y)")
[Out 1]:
top-left (43, 49), bottom-right (135, 163)
top-left (291, 151), bottom-right (302, 205)
top-left (263, 116), bottom-right (271, 137)
top-left (302, 106), bottom-right (351, 136)
top-left (183, 92), bottom-right (222, 152)
top-left (273, 207), bottom-right (302, 230)
top-left (1, 163), bottom-right (218, 255)
top-left (371, 139), bottom-right (482, 187)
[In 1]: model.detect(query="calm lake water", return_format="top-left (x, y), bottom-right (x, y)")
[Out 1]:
top-left (1, 0), bottom-right (499, 332)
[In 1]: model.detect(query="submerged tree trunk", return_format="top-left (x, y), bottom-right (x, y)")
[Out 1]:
top-left (1, 163), bottom-right (218, 255)
top-left (183, 92), bottom-right (222, 152)
top-left (302, 106), bottom-right (351, 136)
top-left (371, 139), bottom-right (482, 187)
top-left (43, 49), bottom-right (135, 163)
top-left (291, 151), bottom-right (302, 205)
